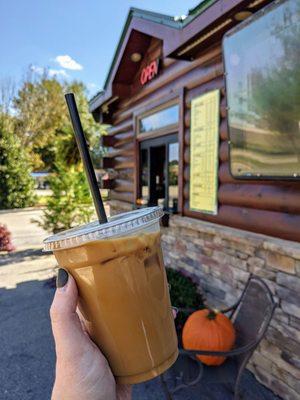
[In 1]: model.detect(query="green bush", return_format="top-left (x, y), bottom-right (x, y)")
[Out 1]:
top-left (38, 163), bottom-right (94, 233)
top-left (0, 118), bottom-right (35, 209)
top-left (166, 267), bottom-right (205, 336)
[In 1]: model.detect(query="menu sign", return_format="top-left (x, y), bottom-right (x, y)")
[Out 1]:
top-left (190, 90), bottom-right (220, 214)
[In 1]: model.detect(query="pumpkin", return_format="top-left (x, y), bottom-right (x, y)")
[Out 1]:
top-left (182, 309), bottom-right (236, 366)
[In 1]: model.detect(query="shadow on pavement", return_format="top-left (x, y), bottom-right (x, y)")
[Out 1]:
top-left (0, 248), bottom-right (50, 267)
top-left (0, 278), bottom-right (56, 400)
top-left (0, 276), bottom-right (281, 400)
top-left (133, 370), bottom-right (282, 400)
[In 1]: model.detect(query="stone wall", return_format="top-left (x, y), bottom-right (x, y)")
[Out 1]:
top-left (162, 215), bottom-right (300, 400)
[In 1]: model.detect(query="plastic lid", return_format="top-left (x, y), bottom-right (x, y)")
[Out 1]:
top-left (43, 206), bottom-right (163, 252)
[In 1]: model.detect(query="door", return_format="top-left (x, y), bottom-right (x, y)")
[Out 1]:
top-left (139, 134), bottom-right (178, 212)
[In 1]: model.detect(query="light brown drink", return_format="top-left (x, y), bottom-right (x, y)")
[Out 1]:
top-left (45, 208), bottom-right (178, 384)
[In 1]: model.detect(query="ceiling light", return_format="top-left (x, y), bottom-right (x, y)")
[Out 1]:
top-left (131, 53), bottom-right (142, 62)
top-left (234, 11), bottom-right (253, 21)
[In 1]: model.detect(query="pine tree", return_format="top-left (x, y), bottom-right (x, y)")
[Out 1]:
top-left (0, 116), bottom-right (35, 209)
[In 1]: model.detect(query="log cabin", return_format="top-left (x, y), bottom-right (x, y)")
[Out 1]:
top-left (89, 0), bottom-right (300, 398)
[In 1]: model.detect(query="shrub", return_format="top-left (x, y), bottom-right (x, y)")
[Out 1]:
top-left (38, 163), bottom-right (94, 233)
top-left (166, 267), bottom-right (205, 336)
top-left (0, 224), bottom-right (15, 252)
top-left (0, 118), bottom-right (35, 209)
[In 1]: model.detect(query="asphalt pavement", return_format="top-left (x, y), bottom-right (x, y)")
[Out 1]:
top-left (0, 208), bottom-right (281, 400)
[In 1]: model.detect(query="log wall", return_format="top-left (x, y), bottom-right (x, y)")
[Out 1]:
top-left (102, 40), bottom-right (300, 243)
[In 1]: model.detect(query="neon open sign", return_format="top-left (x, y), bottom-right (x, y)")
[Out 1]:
top-left (140, 59), bottom-right (159, 85)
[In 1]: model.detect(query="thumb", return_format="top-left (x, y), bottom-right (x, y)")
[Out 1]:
top-left (50, 269), bottom-right (87, 358)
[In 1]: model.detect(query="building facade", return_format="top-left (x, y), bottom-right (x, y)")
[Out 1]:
top-left (90, 1), bottom-right (300, 398)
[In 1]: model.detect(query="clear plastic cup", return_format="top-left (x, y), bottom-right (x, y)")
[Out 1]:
top-left (44, 207), bottom-right (178, 384)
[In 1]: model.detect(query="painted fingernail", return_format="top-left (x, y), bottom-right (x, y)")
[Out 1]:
top-left (56, 268), bottom-right (69, 289)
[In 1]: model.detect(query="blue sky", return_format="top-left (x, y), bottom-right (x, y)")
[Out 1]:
top-left (0, 0), bottom-right (198, 97)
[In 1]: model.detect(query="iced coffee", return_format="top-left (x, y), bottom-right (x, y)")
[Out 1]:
top-left (44, 207), bottom-right (178, 384)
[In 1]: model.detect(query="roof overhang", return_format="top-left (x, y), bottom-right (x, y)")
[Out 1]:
top-left (165, 0), bottom-right (273, 59)
top-left (89, 8), bottom-right (183, 116)
top-left (89, 0), bottom-right (273, 118)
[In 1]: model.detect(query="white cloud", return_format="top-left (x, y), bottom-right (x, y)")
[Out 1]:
top-left (48, 69), bottom-right (69, 78)
top-left (30, 65), bottom-right (69, 78)
top-left (55, 55), bottom-right (83, 70)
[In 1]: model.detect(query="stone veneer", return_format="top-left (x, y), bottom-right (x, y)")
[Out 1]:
top-left (109, 201), bottom-right (300, 400)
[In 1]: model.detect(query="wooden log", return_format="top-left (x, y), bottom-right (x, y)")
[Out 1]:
top-left (117, 168), bottom-right (134, 181)
top-left (104, 145), bottom-right (134, 158)
top-left (115, 56), bottom-right (223, 124)
top-left (184, 165), bottom-right (190, 182)
top-left (185, 77), bottom-right (224, 107)
top-left (220, 104), bottom-right (227, 119)
top-left (108, 119), bottom-right (133, 136)
top-left (114, 157), bottom-right (135, 170)
top-left (219, 183), bottom-right (300, 214)
top-left (113, 179), bottom-right (134, 193)
top-left (217, 162), bottom-right (300, 186)
top-left (183, 203), bottom-right (300, 242)
top-left (110, 191), bottom-right (134, 203)
top-left (184, 147), bottom-right (190, 164)
top-left (114, 131), bottom-right (134, 148)
top-left (114, 61), bottom-right (223, 128)
top-left (185, 112), bottom-right (190, 129)
top-left (184, 128), bottom-right (190, 146)
top-left (118, 45), bottom-right (222, 112)
top-left (220, 119), bottom-right (228, 141)
top-left (219, 141), bottom-right (229, 162)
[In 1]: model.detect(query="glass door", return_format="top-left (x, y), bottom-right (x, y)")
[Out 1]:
top-left (139, 133), bottom-right (178, 212)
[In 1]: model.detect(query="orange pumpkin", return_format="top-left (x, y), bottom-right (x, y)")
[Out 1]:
top-left (182, 309), bottom-right (236, 366)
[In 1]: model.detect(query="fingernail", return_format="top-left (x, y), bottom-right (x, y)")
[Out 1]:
top-left (56, 268), bottom-right (69, 290)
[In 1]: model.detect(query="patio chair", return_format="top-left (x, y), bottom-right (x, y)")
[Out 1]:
top-left (161, 274), bottom-right (277, 400)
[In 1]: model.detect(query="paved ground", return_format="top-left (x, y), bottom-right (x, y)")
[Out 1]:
top-left (0, 208), bottom-right (56, 400)
top-left (0, 208), bottom-right (49, 250)
top-left (0, 208), bottom-right (281, 400)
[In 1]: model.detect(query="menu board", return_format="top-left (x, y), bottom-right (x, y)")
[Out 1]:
top-left (189, 90), bottom-right (220, 214)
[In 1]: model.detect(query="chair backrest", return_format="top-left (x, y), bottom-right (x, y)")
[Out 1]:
top-left (231, 275), bottom-right (276, 371)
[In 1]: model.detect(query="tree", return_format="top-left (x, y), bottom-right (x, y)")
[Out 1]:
top-left (38, 162), bottom-right (94, 233)
top-left (13, 72), bottom-right (103, 171)
top-left (0, 114), bottom-right (35, 209)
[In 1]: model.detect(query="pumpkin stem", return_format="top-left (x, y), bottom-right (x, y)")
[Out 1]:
top-left (206, 309), bottom-right (217, 320)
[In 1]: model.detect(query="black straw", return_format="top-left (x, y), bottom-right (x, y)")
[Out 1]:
top-left (65, 93), bottom-right (108, 224)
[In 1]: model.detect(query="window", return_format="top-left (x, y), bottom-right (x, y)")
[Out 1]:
top-left (139, 134), bottom-right (179, 212)
top-left (139, 104), bottom-right (179, 134)
top-left (223, 0), bottom-right (300, 178)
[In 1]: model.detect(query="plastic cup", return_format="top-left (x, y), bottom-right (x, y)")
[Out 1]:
top-left (44, 207), bottom-right (178, 384)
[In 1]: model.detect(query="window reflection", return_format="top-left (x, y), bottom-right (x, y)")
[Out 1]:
top-left (168, 142), bottom-right (179, 212)
top-left (224, 0), bottom-right (300, 177)
top-left (138, 136), bottom-right (179, 212)
top-left (140, 149), bottom-right (149, 204)
top-left (139, 104), bottom-right (179, 134)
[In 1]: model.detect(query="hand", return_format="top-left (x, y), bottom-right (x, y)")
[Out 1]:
top-left (50, 269), bottom-right (131, 400)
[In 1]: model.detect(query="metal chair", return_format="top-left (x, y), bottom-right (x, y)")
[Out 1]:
top-left (161, 274), bottom-right (277, 400)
